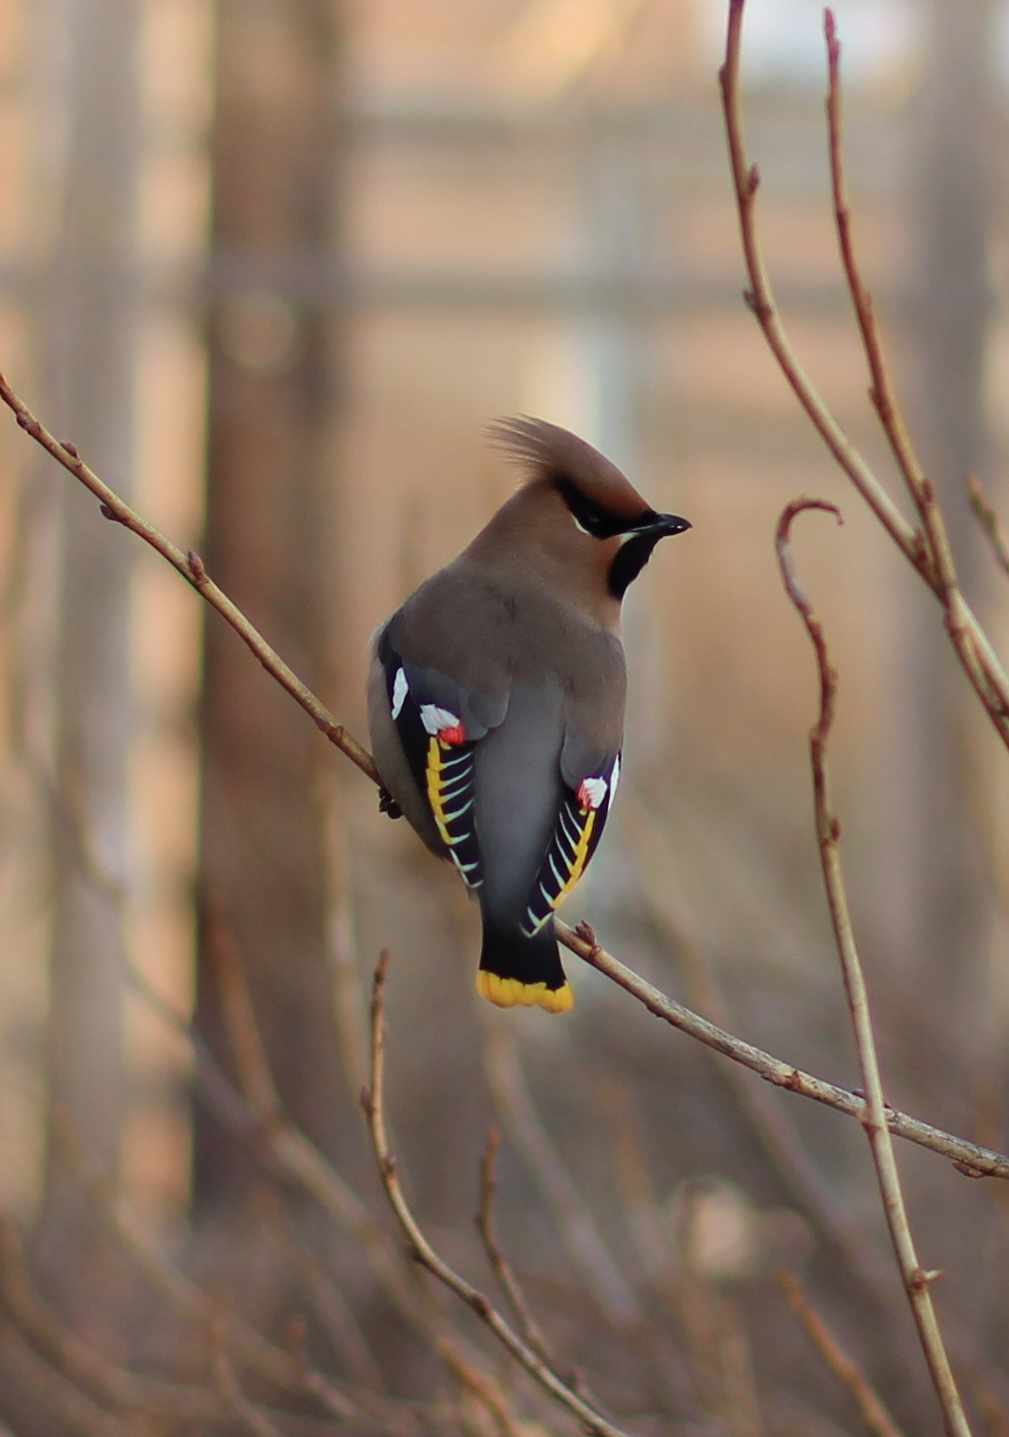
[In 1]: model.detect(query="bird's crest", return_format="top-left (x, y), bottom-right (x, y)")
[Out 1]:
top-left (487, 416), bottom-right (630, 494)
top-left (487, 415), bottom-right (652, 525)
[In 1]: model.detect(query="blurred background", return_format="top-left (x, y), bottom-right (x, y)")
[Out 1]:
top-left (1, 0), bottom-right (1009, 1430)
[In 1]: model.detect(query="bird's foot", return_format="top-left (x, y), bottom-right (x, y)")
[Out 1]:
top-left (378, 787), bottom-right (403, 820)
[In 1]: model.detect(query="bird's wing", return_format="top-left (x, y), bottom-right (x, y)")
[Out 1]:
top-left (375, 627), bottom-right (508, 891)
top-left (519, 748), bottom-right (620, 937)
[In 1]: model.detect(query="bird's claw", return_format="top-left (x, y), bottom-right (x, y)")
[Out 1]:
top-left (378, 787), bottom-right (403, 819)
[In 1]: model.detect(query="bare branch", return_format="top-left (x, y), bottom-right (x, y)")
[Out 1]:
top-left (0, 1318), bottom-right (132, 1437)
top-left (0, 1216), bottom-right (221, 1424)
top-left (967, 475), bottom-right (1009, 579)
top-left (776, 498), bottom-right (972, 1437)
top-left (0, 372), bottom-right (381, 785)
top-left (476, 1131), bottom-right (552, 1361)
top-left (719, 3), bottom-right (1009, 746)
top-left (211, 1329), bottom-right (286, 1437)
top-left (618, 798), bottom-right (923, 1343)
top-left (484, 1030), bottom-right (640, 1326)
top-left (779, 1271), bottom-right (906, 1437)
top-left (362, 952), bottom-right (634, 1437)
top-left (824, 11), bottom-right (928, 521)
top-left (205, 895), bottom-right (284, 1119)
top-left (54, 1117), bottom-right (376, 1429)
top-left (822, 13), bottom-right (1009, 733)
top-left (718, 5), bottom-right (919, 563)
top-left (203, 899), bottom-right (540, 1429)
top-left (558, 917), bottom-right (1009, 1180)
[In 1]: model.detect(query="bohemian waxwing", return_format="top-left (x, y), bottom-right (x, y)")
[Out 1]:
top-left (368, 417), bottom-right (690, 1013)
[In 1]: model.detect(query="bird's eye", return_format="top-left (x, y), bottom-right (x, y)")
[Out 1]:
top-left (555, 477), bottom-right (622, 539)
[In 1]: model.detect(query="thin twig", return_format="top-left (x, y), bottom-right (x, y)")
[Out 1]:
top-left (323, 776), bottom-right (371, 1097)
top-left (824, 10), bottom-right (928, 521)
top-left (718, 6), bottom-right (917, 563)
top-left (557, 917), bottom-right (1009, 1180)
top-left (776, 498), bottom-right (972, 1437)
top-left (476, 1131), bottom-right (553, 1362)
top-left (618, 794), bottom-right (918, 1328)
top-left (39, 753), bottom-right (441, 1362)
top-left (0, 1318), bottom-right (132, 1437)
top-left (211, 1329), bottom-right (285, 1437)
top-left (0, 372), bottom-right (380, 785)
top-left (264, 1200), bottom-right (385, 1393)
top-left (967, 475), bottom-right (1009, 579)
top-left (206, 896), bottom-right (527, 1429)
top-left (484, 1030), bottom-right (640, 1326)
top-left (823, 11), bottom-right (1009, 732)
top-left (431, 1342), bottom-right (526, 1437)
top-left (779, 1271), bottom-right (906, 1437)
top-left (718, 3), bottom-right (1009, 746)
top-left (7, 369), bottom-right (1008, 1187)
top-left (54, 1117), bottom-right (376, 1429)
top-left (205, 895), bottom-right (284, 1119)
top-left (362, 952), bottom-right (633, 1437)
top-left (0, 1215), bottom-right (221, 1424)
top-left (476, 1133), bottom-right (612, 1419)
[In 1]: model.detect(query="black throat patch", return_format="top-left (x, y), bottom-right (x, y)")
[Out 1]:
top-left (607, 531), bottom-right (667, 598)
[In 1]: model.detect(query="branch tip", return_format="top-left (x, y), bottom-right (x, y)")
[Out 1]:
top-left (373, 949), bottom-right (390, 994)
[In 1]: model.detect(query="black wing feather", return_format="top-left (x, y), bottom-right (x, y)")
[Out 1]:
top-left (520, 753), bottom-right (620, 936)
top-left (380, 642), bottom-right (483, 891)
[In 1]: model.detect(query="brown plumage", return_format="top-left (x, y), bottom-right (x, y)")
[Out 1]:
top-left (368, 417), bottom-right (690, 1012)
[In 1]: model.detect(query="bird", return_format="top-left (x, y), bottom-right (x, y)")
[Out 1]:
top-left (368, 417), bottom-right (690, 1013)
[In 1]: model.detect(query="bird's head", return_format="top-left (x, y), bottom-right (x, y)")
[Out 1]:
top-left (486, 416), bottom-right (691, 602)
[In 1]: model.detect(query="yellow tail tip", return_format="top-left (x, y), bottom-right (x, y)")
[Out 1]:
top-left (476, 971), bottom-right (574, 1014)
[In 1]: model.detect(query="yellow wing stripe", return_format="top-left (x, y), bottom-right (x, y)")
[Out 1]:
top-left (426, 736), bottom-right (481, 888)
top-left (426, 736), bottom-right (453, 848)
top-left (552, 807), bottom-right (596, 909)
top-left (524, 805), bottom-right (597, 935)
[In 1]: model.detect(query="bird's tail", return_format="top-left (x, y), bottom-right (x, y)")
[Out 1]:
top-left (476, 917), bottom-right (573, 1014)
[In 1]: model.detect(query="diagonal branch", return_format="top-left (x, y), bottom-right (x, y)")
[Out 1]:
top-left (0, 372), bottom-right (380, 786)
top-left (967, 475), bottom-right (1009, 580)
top-left (484, 1030), bottom-right (640, 1325)
top-left (779, 1271), bottom-right (906, 1437)
top-left (558, 917), bottom-right (1009, 1180)
top-left (476, 1131), bottom-right (554, 1364)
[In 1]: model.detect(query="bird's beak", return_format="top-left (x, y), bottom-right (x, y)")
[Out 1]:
top-left (637, 512), bottom-right (691, 538)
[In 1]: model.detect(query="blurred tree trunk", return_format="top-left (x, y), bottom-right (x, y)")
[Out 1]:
top-left (901, 0), bottom-right (997, 1004)
top-left (36, 0), bottom-right (141, 1281)
top-left (195, 0), bottom-right (346, 1207)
